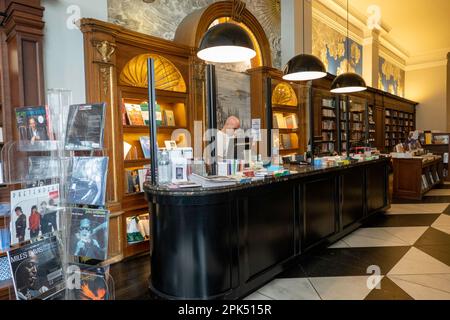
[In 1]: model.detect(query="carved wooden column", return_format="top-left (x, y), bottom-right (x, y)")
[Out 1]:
top-left (80, 20), bottom-right (123, 262)
top-left (1, 0), bottom-right (45, 141)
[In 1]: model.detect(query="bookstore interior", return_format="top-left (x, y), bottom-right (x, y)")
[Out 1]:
top-left (0, 0), bottom-right (449, 302)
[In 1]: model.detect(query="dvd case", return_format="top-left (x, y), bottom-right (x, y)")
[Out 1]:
top-left (69, 208), bottom-right (109, 261)
top-left (65, 103), bottom-right (106, 151)
top-left (9, 184), bottom-right (60, 245)
top-left (67, 157), bottom-right (108, 206)
top-left (7, 235), bottom-right (64, 300)
top-left (66, 264), bottom-right (111, 300)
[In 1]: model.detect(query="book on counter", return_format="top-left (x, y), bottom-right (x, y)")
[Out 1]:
top-left (65, 103), bottom-right (106, 151)
top-left (15, 106), bottom-right (52, 143)
top-left (139, 136), bottom-right (151, 159)
top-left (10, 184), bottom-right (60, 245)
top-left (66, 264), bottom-right (111, 300)
top-left (125, 103), bottom-right (145, 126)
top-left (69, 208), bottom-right (109, 261)
top-left (67, 157), bottom-right (108, 206)
top-left (7, 235), bottom-right (64, 300)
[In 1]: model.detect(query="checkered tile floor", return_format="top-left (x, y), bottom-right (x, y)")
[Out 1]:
top-left (245, 183), bottom-right (450, 300)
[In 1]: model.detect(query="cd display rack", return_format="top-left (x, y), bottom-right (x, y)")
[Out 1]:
top-left (0, 89), bottom-right (115, 300)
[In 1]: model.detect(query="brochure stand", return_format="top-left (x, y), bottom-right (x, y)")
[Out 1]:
top-left (0, 89), bottom-right (114, 300)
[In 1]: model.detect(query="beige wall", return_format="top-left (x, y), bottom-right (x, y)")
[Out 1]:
top-left (405, 64), bottom-right (448, 131)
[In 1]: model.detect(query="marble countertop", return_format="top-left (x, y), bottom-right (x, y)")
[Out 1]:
top-left (144, 157), bottom-right (389, 196)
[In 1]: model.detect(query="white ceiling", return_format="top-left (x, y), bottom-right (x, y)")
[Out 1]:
top-left (348, 0), bottom-right (450, 59)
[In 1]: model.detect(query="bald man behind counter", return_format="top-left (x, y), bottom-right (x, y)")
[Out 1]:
top-left (217, 116), bottom-right (240, 162)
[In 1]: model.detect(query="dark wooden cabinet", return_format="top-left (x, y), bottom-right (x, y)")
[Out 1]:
top-left (302, 176), bottom-right (337, 250)
top-left (341, 167), bottom-right (365, 228)
top-left (245, 183), bottom-right (297, 280)
top-left (367, 161), bottom-right (388, 212)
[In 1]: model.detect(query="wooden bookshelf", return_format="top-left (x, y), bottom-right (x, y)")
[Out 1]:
top-left (249, 67), bottom-right (307, 156)
top-left (81, 19), bottom-right (197, 261)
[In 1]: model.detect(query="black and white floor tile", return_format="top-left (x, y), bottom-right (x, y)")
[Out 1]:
top-left (245, 185), bottom-right (450, 300)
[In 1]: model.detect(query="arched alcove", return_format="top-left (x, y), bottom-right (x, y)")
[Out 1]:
top-left (119, 53), bottom-right (187, 92)
top-left (272, 82), bottom-right (298, 106)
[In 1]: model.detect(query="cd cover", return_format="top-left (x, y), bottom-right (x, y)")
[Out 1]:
top-left (7, 235), bottom-right (64, 300)
top-left (66, 264), bottom-right (111, 300)
top-left (67, 157), bottom-right (108, 206)
top-left (65, 103), bottom-right (106, 151)
top-left (15, 106), bottom-right (51, 143)
top-left (10, 184), bottom-right (60, 245)
top-left (69, 208), bottom-right (109, 261)
top-left (27, 157), bottom-right (60, 181)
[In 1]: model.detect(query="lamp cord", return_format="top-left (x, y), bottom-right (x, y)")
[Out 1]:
top-left (303, 0), bottom-right (305, 54)
top-left (347, 0), bottom-right (349, 73)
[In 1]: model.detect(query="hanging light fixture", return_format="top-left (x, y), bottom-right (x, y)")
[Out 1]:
top-left (282, 0), bottom-right (326, 81)
top-left (330, 0), bottom-right (366, 93)
top-left (197, 22), bottom-right (256, 63)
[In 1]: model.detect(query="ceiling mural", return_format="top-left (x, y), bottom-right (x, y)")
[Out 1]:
top-left (108, 0), bottom-right (281, 68)
top-left (312, 18), bottom-right (363, 76)
top-left (378, 57), bottom-right (405, 97)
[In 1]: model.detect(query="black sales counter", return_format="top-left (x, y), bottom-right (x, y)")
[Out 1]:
top-left (144, 158), bottom-right (390, 300)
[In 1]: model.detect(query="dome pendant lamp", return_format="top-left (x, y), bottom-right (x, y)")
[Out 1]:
top-left (197, 22), bottom-right (257, 63)
top-left (330, 0), bottom-right (366, 93)
top-left (282, 0), bottom-right (327, 81)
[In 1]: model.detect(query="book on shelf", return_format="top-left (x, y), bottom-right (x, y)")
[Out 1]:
top-left (428, 171), bottom-right (435, 185)
top-left (421, 174), bottom-right (429, 190)
top-left (67, 157), bottom-right (108, 207)
top-left (164, 110), bottom-right (176, 127)
top-left (7, 235), bottom-right (64, 300)
top-left (322, 99), bottom-right (334, 108)
top-left (66, 264), bottom-right (111, 300)
top-left (65, 103), bottom-right (106, 151)
top-left (15, 106), bottom-right (52, 143)
top-left (273, 113), bottom-right (286, 129)
top-left (125, 103), bottom-right (145, 126)
top-left (125, 167), bottom-right (150, 194)
top-left (123, 141), bottom-right (132, 160)
top-left (139, 136), bottom-right (151, 159)
top-left (322, 109), bottom-right (335, 117)
top-left (69, 207), bottom-right (110, 261)
top-left (280, 134), bottom-right (292, 149)
top-left (140, 102), bottom-right (149, 126)
top-left (9, 184), bottom-right (60, 245)
top-left (285, 114), bottom-right (298, 129)
top-left (127, 214), bottom-right (149, 243)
